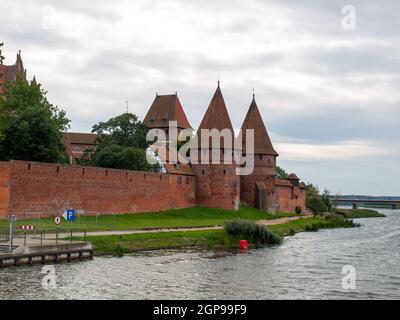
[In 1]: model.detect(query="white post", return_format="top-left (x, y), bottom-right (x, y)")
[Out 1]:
top-left (9, 214), bottom-right (15, 253)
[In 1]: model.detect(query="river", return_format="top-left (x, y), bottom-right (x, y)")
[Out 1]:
top-left (1, 208), bottom-right (399, 300)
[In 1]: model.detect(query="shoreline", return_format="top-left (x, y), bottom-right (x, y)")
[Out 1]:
top-left (84, 209), bottom-right (381, 257)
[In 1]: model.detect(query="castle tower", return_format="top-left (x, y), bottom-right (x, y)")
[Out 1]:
top-left (143, 93), bottom-right (192, 141)
top-left (0, 50), bottom-right (27, 97)
top-left (191, 82), bottom-right (240, 210)
top-left (240, 94), bottom-right (278, 212)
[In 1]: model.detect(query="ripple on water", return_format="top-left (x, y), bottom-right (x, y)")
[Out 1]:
top-left (1, 209), bottom-right (400, 299)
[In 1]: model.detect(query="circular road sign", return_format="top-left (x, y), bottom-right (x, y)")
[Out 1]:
top-left (55, 216), bottom-right (61, 225)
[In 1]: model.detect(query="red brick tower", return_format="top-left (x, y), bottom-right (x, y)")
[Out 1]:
top-left (240, 94), bottom-right (278, 212)
top-left (191, 82), bottom-right (240, 210)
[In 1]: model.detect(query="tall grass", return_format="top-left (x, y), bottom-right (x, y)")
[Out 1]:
top-left (224, 219), bottom-right (282, 245)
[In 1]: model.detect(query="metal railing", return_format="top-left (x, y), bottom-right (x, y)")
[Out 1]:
top-left (0, 227), bottom-right (89, 253)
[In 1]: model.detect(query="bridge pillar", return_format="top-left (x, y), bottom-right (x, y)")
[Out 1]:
top-left (352, 203), bottom-right (359, 210)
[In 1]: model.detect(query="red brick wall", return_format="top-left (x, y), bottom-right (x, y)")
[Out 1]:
top-left (0, 162), bottom-right (11, 219)
top-left (4, 160), bottom-right (196, 218)
top-left (276, 185), bottom-right (306, 213)
top-left (192, 164), bottom-right (240, 210)
top-left (240, 155), bottom-right (277, 212)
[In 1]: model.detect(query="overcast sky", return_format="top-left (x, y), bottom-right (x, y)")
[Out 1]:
top-left (1, 0), bottom-right (399, 195)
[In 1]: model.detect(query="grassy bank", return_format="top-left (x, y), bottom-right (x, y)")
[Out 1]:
top-left (334, 208), bottom-right (385, 218)
top-left (78, 214), bottom-right (360, 256)
top-left (0, 206), bottom-right (299, 231)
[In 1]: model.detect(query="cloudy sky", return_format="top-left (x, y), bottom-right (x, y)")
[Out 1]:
top-left (1, 0), bottom-right (399, 195)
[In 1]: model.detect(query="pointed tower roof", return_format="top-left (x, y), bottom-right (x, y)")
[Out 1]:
top-left (143, 93), bottom-right (192, 130)
top-left (196, 82), bottom-right (237, 149)
top-left (198, 82), bottom-right (234, 132)
top-left (241, 95), bottom-right (278, 156)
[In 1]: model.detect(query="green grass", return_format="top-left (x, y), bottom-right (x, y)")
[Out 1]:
top-left (75, 214), bottom-right (360, 256)
top-left (0, 206), bottom-right (299, 232)
top-left (73, 229), bottom-right (225, 255)
top-left (334, 208), bottom-right (385, 219)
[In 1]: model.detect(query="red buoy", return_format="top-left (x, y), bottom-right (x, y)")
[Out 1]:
top-left (239, 240), bottom-right (249, 250)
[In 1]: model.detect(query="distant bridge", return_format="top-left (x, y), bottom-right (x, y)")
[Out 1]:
top-left (331, 198), bottom-right (400, 210)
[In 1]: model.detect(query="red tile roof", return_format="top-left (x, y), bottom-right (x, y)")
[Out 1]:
top-left (241, 96), bottom-right (278, 156)
top-left (143, 94), bottom-right (192, 129)
top-left (63, 132), bottom-right (98, 145)
top-left (196, 83), bottom-right (238, 149)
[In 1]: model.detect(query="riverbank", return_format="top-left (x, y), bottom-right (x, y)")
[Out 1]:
top-left (80, 213), bottom-right (360, 256)
top-left (334, 208), bottom-right (385, 218)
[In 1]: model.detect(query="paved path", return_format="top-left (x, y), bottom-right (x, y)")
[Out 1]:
top-left (60, 215), bottom-right (313, 237)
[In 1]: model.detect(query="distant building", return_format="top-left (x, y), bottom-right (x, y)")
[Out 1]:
top-left (62, 132), bottom-right (98, 164)
top-left (0, 51), bottom-right (27, 97)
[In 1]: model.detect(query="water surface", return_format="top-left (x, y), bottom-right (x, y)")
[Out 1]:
top-left (1, 208), bottom-right (399, 299)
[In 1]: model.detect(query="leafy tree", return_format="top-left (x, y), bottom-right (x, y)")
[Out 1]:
top-left (92, 113), bottom-right (148, 150)
top-left (276, 166), bottom-right (289, 179)
top-left (92, 144), bottom-right (156, 172)
top-left (0, 77), bottom-right (70, 163)
top-left (88, 113), bottom-right (155, 172)
top-left (321, 188), bottom-right (333, 212)
top-left (305, 183), bottom-right (328, 214)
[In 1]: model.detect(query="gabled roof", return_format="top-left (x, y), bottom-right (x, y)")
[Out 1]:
top-left (143, 94), bottom-right (192, 130)
top-left (241, 95), bottom-right (278, 156)
top-left (196, 82), bottom-right (237, 149)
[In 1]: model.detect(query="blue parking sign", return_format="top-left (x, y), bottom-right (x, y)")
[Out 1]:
top-left (65, 209), bottom-right (75, 221)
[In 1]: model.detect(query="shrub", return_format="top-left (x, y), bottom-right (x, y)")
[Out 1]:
top-left (289, 228), bottom-right (296, 236)
top-left (111, 244), bottom-right (125, 257)
top-left (224, 219), bottom-right (282, 245)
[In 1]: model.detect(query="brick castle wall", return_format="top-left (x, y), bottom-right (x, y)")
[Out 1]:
top-left (0, 162), bottom-right (11, 219)
top-left (2, 160), bottom-right (196, 218)
top-left (192, 164), bottom-right (240, 210)
top-left (276, 185), bottom-right (306, 213)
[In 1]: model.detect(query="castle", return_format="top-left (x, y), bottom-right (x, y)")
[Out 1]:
top-left (0, 51), bottom-right (27, 97)
top-left (0, 53), bottom-right (305, 219)
top-left (142, 83), bottom-right (306, 214)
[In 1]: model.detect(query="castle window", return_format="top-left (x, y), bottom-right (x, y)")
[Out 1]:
top-left (83, 168), bottom-right (86, 175)
top-left (202, 170), bottom-right (205, 175)
top-left (186, 177), bottom-right (190, 184)
top-left (268, 158), bottom-right (271, 164)
top-left (178, 177), bottom-right (182, 185)
top-left (56, 166), bottom-right (60, 173)
top-left (259, 155), bottom-right (263, 160)
top-left (150, 117), bottom-right (155, 123)
top-left (223, 169), bottom-right (226, 175)
top-left (106, 170), bottom-right (108, 176)
top-left (28, 164), bottom-right (31, 171)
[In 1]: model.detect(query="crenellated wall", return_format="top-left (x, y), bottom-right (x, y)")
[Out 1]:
top-left (1, 160), bottom-right (196, 218)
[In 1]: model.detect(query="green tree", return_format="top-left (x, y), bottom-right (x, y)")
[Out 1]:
top-left (92, 113), bottom-right (148, 150)
top-left (276, 166), bottom-right (289, 179)
top-left (92, 144), bottom-right (156, 172)
top-left (305, 183), bottom-right (328, 214)
top-left (0, 77), bottom-right (70, 163)
top-left (88, 113), bottom-right (155, 172)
